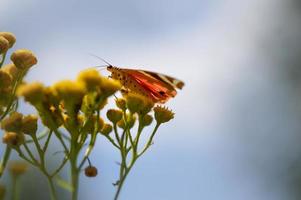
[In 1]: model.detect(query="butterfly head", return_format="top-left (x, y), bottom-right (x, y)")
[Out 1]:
top-left (106, 65), bottom-right (113, 72)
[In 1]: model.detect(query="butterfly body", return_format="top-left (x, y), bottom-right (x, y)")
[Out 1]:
top-left (107, 66), bottom-right (184, 103)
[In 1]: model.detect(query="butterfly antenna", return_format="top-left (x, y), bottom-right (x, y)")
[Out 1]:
top-left (88, 53), bottom-right (113, 66)
top-left (86, 65), bottom-right (108, 71)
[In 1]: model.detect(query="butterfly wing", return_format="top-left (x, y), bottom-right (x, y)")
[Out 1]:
top-left (141, 70), bottom-right (185, 90)
top-left (124, 69), bottom-right (178, 103)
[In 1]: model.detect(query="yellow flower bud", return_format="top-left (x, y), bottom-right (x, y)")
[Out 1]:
top-left (2, 132), bottom-right (24, 147)
top-left (141, 114), bottom-right (153, 126)
top-left (8, 161), bottom-right (28, 177)
top-left (52, 80), bottom-right (85, 105)
top-left (117, 113), bottom-right (136, 129)
top-left (21, 115), bottom-right (38, 135)
top-left (125, 93), bottom-right (154, 115)
top-left (17, 82), bottom-right (45, 105)
top-left (1, 63), bottom-right (21, 81)
top-left (99, 77), bottom-right (121, 97)
top-left (0, 184), bottom-right (5, 200)
top-left (100, 123), bottom-right (112, 135)
top-left (106, 109), bottom-right (123, 124)
top-left (10, 49), bottom-right (37, 69)
top-left (153, 106), bottom-right (174, 124)
top-left (0, 36), bottom-right (9, 54)
top-left (115, 98), bottom-right (126, 110)
top-left (1, 112), bottom-right (23, 132)
top-left (77, 69), bottom-right (102, 91)
top-left (0, 69), bottom-right (12, 88)
top-left (0, 32), bottom-right (16, 48)
top-left (84, 166), bottom-right (98, 177)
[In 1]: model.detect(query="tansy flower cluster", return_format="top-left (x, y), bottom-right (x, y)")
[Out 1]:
top-left (0, 32), bottom-right (37, 181)
top-left (0, 32), bottom-right (177, 200)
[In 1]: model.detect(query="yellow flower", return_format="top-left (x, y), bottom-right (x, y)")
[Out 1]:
top-left (0, 32), bottom-right (16, 48)
top-left (2, 132), bottom-right (24, 147)
top-left (21, 115), bottom-right (38, 135)
top-left (153, 106), bottom-right (174, 124)
top-left (43, 87), bottom-right (60, 106)
top-left (52, 80), bottom-right (85, 105)
top-left (100, 123), bottom-right (112, 135)
top-left (84, 166), bottom-right (98, 177)
top-left (0, 36), bottom-right (9, 54)
top-left (99, 77), bottom-right (121, 97)
top-left (141, 114), bottom-right (153, 126)
top-left (106, 109), bottom-right (123, 124)
top-left (10, 49), bottom-right (37, 69)
top-left (17, 82), bottom-right (46, 105)
top-left (125, 93), bottom-right (154, 115)
top-left (115, 98), bottom-right (126, 111)
top-left (0, 112), bottom-right (23, 132)
top-left (8, 161), bottom-right (28, 177)
top-left (1, 63), bottom-right (21, 81)
top-left (0, 69), bottom-right (12, 88)
top-left (77, 69), bottom-right (102, 91)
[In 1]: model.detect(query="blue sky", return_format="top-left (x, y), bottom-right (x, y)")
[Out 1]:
top-left (2, 0), bottom-right (301, 199)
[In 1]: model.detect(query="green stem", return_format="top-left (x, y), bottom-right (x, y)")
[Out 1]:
top-left (0, 52), bottom-right (6, 68)
top-left (0, 69), bottom-right (26, 121)
top-left (0, 146), bottom-right (11, 178)
top-left (138, 123), bottom-right (160, 157)
top-left (46, 176), bottom-right (58, 200)
top-left (11, 176), bottom-right (19, 200)
top-left (53, 129), bottom-right (69, 154)
top-left (70, 156), bottom-right (79, 200)
top-left (114, 158), bottom-right (135, 200)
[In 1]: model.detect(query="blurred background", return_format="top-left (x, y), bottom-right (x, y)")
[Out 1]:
top-left (1, 0), bottom-right (301, 199)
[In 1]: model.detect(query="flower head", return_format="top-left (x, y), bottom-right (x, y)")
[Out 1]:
top-left (153, 106), bottom-right (174, 124)
top-left (115, 98), bottom-right (126, 111)
top-left (100, 123), bottom-right (112, 135)
top-left (10, 49), bottom-right (37, 69)
top-left (77, 69), bottom-right (102, 92)
top-left (1, 112), bottom-right (23, 132)
top-left (52, 80), bottom-right (85, 105)
top-left (21, 115), bottom-right (38, 135)
top-left (141, 114), bottom-right (153, 126)
top-left (84, 166), bottom-right (98, 177)
top-left (0, 36), bottom-right (9, 54)
top-left (2, 132), bottom-right (24, 147)
top-left (125, 93), bottom-right (154, 115)
top-left (2, 63), bottom-right (21, 81)
top-left (0, 32), bottom-right (16, 48)
top-left (0, 69), bottom-right (12, 88)
top-left (107, 109), bottom-right (123, 124)
top-left (8, 161), bottom-right (28, 177)
top-left (99, 77), bottom-right (121, 97)
top-left (17, 82), bottom-right (46, 105)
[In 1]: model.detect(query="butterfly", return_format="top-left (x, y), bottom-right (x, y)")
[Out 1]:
top-left (106, 65), bottom-right (184, 103)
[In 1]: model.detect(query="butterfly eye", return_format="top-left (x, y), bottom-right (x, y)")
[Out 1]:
top-left (159, 91), bottom-right (165, 96)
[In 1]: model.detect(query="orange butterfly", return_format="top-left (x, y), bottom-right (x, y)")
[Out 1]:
top-left (106, 65), bottom-right (184, 103)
